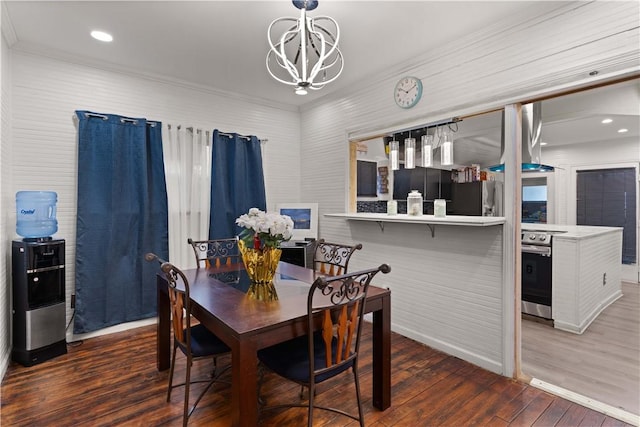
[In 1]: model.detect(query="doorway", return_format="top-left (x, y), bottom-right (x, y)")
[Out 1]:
top-left (519, 79), bottom-right (640, 422)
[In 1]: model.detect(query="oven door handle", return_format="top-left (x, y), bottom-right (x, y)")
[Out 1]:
top-left (522, 245), bottom-right (551, 256)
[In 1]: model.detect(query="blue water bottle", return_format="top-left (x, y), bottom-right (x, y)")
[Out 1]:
top-left (16, 191), bottom-right (58, 239)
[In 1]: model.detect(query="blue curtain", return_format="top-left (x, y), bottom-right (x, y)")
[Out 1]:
top-left (209, 130), bottom-right (266, 239)
top-left (74, 111), bottom-right (169, 334)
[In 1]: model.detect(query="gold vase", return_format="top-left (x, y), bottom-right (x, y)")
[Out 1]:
top-left (238, 240), bottom-right (281, 301)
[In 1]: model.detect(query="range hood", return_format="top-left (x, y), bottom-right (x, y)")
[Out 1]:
top-left (489, 102), bottom-right (554, 172)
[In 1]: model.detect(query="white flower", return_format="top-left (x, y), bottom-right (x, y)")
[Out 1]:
top-left (236, 208), bottom-right (294, 249)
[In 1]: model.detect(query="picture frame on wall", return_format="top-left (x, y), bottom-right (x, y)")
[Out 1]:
top-left (275, 203), bottom-right (319, 241)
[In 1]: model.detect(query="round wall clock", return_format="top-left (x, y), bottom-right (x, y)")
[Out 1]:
top-left (394, 76), bottom-right (423, 109)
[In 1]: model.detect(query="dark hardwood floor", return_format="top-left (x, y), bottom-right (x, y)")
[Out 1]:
top-left (1, 323), bottom-right (634, 426)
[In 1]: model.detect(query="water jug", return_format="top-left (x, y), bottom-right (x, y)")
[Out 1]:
top-left (16, 191), bottom-right (58, 238)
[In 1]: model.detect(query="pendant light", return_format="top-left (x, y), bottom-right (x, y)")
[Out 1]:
top-left (404, 132), bottom-right (415, 169)
top-left (441, 127), bottom-right (454, 166)
top-left (389, 140), bottom-right (400, 170)
top-left (266, 0), bottom-right (343, 94)
top-left (421, 133), bottom-right (433, 168)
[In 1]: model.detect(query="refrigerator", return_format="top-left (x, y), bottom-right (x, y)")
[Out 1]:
top-left (450, 181), bottom-right (504, 216)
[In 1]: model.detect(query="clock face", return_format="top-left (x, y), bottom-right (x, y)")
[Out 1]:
top-left (394, 76), bottom-right (423, 109)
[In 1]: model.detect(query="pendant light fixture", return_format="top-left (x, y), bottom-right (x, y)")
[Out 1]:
top-left (421, 133), bottom-right (433, 167)
top-left (389, 140), bottom-right (400, 170)
top-left (440, 127), bottom-right (454, 166)
top-left (266, 0), bottom-right (343, 95)
top-left (404, 132), bottom-right (416, 169)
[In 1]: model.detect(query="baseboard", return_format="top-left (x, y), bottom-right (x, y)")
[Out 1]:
top-left (555, 290), bottom-right (622, 334)
top-left (67, 317), bottom-right (157, 342)
top-left (530, 378), bottom-right (640, 426)
top-left (392, 323), bottom-right (503, 375)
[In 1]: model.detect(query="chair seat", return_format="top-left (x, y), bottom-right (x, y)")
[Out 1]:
top-left (258, 331), bottom-right (353, 384)
top-left (178, 324), bottom-right (230, 357)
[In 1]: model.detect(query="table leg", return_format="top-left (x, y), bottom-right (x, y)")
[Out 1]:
top-left (156, 275), bottom-right (170, 371)
top-left (372, 293), bottom-right (391, 410)
top-left (231, 338), bottom-right (258, 427)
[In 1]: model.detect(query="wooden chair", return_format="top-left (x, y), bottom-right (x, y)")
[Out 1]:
top-left (145, 253), bottom-right (231, 427)
top-left (313, 239), bottom-right (363, 276)
top-left (257, 264), bottom-right (391, 427)
top-left (187, 237), bottom-right (240, 268)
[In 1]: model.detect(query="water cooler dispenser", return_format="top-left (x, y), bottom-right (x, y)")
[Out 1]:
top-left (12, 239), bottom-right (67, 365)
top-left (12, 191), bottom-right (66, 366)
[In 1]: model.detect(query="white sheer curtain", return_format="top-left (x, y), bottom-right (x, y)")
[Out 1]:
top-left (162, 124), bottom-right (212, 269)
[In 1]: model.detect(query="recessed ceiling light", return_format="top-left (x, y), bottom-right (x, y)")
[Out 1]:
top-left (91, 30), bottom-right (113, 42)
top-left (540, 142), bottom-right (548, 146)
top-left (617, 128), bottom-right (628, 133)
top-left (601, 118), bottom-right (613, 124)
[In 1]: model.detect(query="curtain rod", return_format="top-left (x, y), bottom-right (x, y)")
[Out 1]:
top-left (218, 131), bottom-right (268, 143)
top-left (83, 112), bottom-right (157, 127)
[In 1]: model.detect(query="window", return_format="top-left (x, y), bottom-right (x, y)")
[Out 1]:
top-left (577, 168), bottom-right (637, 264)
top-left (522, 178), bottom-right (547, 223)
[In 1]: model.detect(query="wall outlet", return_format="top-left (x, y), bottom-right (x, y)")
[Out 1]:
top-left (71, 294), bottom-right (76, 308)
top-left (602, 273), bottom-right (607, 286)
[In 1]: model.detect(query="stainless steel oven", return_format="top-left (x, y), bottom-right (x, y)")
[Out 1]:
top-left (521, 231), bottom-right (553, 319)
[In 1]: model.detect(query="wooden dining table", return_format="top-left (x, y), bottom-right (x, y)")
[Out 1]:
top-left (156, 261), bottom-right (391, 427)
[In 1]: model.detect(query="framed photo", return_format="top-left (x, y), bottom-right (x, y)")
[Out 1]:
top-left (275, 203), bottom-right (318, 241)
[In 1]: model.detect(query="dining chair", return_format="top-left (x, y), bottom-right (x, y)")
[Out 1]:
top-left (312, 239), bottom-right (363, 276)
top-left (257, 264), bottom-right (391, 427)
top-left (187, 237), bottom-right (240, 268)
top-left (145, 253), bottom-right (231, 427)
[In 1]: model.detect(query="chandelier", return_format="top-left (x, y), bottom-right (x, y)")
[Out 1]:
top-left (266, 0), bottom-right (343, 95)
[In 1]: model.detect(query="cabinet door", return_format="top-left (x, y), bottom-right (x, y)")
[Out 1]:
top-left (451, 182), bottom-right (482, 215)
top-left (393, 168), bottom-right (426, 200)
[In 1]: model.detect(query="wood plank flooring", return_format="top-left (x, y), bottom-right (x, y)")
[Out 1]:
top-left (522, 282), bottom-right (640, 416)
top-left (1, 323), bottom-right (635, 426)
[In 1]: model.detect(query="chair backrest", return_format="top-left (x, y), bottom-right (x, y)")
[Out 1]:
top-left (187, 237), bottom-right (240, 269)
top-left (307, 264), bottom-right (391, 377)
top-left (145, 253), bottom-right (192, 352)
top-left (313, 239), bottom-right (363, 276)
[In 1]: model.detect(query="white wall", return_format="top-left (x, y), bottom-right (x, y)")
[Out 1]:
top-left (298, 1), bottom-right (639, 374)
top-left (0, 19), bottom-right (13, 377)
top-left (1, 0), bottom-right (638, 380)
top-left (545, 137), bottom-right (640, 282)
top-left (0, 51), bottom-right (301, 376)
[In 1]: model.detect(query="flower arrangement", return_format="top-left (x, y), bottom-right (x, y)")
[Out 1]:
top-left (236, 207), bottom-right (294, 250)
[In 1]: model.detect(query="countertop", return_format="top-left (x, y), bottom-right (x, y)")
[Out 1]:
top-left (325, 212), bottom-right (505, 226)
top-left (521, 223), bottom-right (623, 240)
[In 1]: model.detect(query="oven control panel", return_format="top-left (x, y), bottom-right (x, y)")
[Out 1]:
top-left (522, 231), bottom-right (552, 246)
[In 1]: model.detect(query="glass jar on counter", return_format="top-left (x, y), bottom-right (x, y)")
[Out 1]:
top-left (407, 190), bottom-right (423, 216)
top-left (434, 199), bottom-right (446, 217)
top-left (387, 200), bottom-right (398, 215)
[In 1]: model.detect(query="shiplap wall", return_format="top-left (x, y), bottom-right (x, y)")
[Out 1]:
top-left (0, 25), bottom-right (12, 376)
top-left (0, 51), bottom-right (301, 377)
top-left (0, 1), bottom-right (638, 380)
top-left (553, 231), bottom-right (623, 333)
top-left (298, 1), bottom-right (639, 375)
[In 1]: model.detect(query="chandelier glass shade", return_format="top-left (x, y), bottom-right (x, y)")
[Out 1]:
top-left (440, 128), bottom-right (454, 166)
top-left (266, 0), bottom-right (343, 94)
top-left (404, 137), bottom-right (416, 169)
top-left (421, 134), bottom-right (433, 168)
top-left (389, 140), bottom-right (400, 171)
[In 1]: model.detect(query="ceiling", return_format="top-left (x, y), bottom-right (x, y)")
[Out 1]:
top-left (3, 0), bottom-right (638, 166)
top-left (449, 79), bottom-right (640, 166)
top-left (3, 0), bottom-right (567, 107)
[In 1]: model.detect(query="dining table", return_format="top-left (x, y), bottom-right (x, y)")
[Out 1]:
top-left (155, 260), bottom-right (392, 427)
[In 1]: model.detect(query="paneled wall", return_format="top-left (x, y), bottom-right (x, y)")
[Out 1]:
top-left (0, 27), bottom-right (13, 377)
top-left (298, 1), bottom-right (639, 374)
top-left (1, 1), bottom-right (637, 380)
top-left (0, 51), bottom-right (301, 376)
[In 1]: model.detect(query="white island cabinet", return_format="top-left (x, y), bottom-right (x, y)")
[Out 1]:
top-left (523, 224), bottom-right (623, 334)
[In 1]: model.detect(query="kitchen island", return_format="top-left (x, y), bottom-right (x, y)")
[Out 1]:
top-left (522, 223), bottom-right (623, 334)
